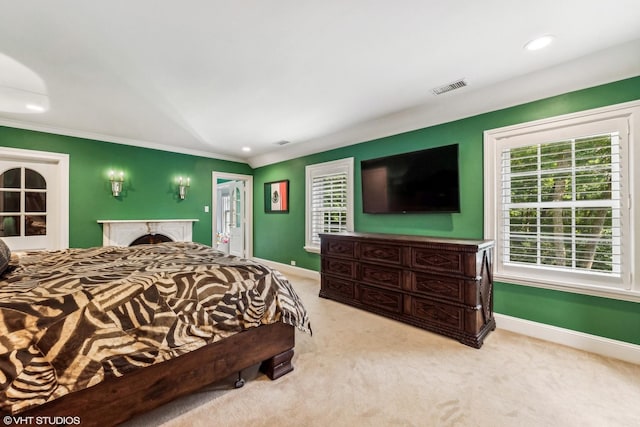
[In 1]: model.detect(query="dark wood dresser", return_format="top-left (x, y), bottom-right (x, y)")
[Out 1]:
top-left (319, 232), bottom-right (495, 348)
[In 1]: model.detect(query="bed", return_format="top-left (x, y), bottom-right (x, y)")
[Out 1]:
top-left (0, 240), bottom-right (311, 426)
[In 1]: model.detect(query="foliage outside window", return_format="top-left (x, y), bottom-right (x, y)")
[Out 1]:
top-left (502, 134), bottom-right (620, 274)
top-left (305, 158), bottom-right (354, 253)
top-left (485, 101), bottom-right (639, 300)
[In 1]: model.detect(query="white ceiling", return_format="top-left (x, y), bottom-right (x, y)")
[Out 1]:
top-left (1, 1), bottom-right (639, 167)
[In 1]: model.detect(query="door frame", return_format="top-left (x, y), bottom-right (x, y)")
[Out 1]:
top-left (212, 171), bottom-right (253, 258)
top-left (0, 146), bottom-right (69, 250)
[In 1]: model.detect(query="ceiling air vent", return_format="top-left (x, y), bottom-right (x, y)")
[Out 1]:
top-left (432, 79), bottom-right (468, 95)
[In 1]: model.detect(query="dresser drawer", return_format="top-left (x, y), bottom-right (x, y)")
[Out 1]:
top-left (411, 248), bottom-right (465, 275)
top-left (324, 239), bottom-right (356, 258)
top-left (409, 272), bottom-right (464, 303)
top-left (360, 263), bottom-right (402, 290)
top-left (360, 242), bottom-right (402, 265)
top-left (321, 276), bottom-right (355, 300)
top-left (405, 296), bottom-right (464, 330)
top-left (322, 258), bottom-right (357, 279)
top-left (357, 284), bottom-right (403, 314)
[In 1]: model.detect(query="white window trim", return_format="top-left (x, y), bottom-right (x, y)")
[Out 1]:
top-left (0, 146), bottom-right (69, 249)
top-left (484, 100), bottom-right (640, 303)
top-left (304, 157), bottom-right (354, 254)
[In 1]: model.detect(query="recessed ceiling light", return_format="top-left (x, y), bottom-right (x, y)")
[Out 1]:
top-left (524, 35), bottom-right (554, 51)
top-left (0, 53), bottom-right (50, 114)
top-left (0, 86), bottom-right (50, 113)
top-left (25, 103), bottom-right (46, 112)
top-left (242, 147), bottom-right (251, 152)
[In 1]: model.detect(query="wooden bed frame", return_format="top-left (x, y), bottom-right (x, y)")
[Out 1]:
top-left (2, 322), bottom-right (295, 426)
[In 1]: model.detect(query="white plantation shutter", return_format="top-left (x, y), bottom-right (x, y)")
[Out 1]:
top-left (305, 158), bottom-right (354, 252)
top-left (500, 132), bottom-right (622, 276)
top-left (310, 172), bottom-right (348, 245)
top-left (484, 103), bottom-right (638, 296)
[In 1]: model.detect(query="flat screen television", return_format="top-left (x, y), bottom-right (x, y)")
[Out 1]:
top-left (361, 144), bottom-right (460, 213)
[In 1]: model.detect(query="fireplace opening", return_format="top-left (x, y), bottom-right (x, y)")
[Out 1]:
top-left (130, 234), bottom-right (173, 246)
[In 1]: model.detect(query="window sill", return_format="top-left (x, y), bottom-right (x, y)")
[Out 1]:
top-left (494, 273), bottom-right (640, 303)
top-left (303, 245), bottom-right (320, 254)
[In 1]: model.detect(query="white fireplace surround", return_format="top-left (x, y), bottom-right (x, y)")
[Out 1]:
top-left (97, 219), bottom-right (199, 247)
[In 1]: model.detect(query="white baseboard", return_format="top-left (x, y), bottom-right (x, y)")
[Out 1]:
top-left (495, 313), bottom-right (640, 365)
top-left (252, 257), bottom-right (320, 281)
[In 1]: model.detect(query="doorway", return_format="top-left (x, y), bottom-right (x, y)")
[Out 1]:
top-left (0, 147), bottom-right (69, 250)
top-left (212, 172), bottom-right (252, 258)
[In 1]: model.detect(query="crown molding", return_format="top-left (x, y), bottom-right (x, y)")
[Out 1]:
top-left (0, 117), bottom-right (246, 164)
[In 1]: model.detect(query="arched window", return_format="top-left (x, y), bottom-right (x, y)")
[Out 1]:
top-left (0, 167), bottom-right (47, 238)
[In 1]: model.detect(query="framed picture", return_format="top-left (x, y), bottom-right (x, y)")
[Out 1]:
top-left (264, 180), bottom-right (289, 213)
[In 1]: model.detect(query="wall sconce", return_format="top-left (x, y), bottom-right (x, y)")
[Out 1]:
top-left (178, 176), bottom-right (190, 199)
top-left (109, 170), bottom-right (124, 197)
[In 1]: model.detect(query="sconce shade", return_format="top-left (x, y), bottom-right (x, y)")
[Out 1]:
top-left (178, 176), bottom-right (190, 199)
top-left (109, 170), bottom-right (124, 197)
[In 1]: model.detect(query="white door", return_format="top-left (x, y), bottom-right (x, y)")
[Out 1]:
top-left (212, 172), bottom-right (252, 259)
top-left (0, 160), bottom-right (60, 250)
top-left (228, 180), bottom-right (245, 257)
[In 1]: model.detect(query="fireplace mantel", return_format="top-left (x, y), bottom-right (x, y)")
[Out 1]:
top-left (97, 219), bottom-right (199, 247)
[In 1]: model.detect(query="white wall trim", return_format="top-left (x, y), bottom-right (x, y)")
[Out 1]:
top-left (0, 146), bottom-right (69, 250)
top-left (252, 257), bottom-right (320, 281)
top-left (495, 313), bottom-right (640, 365)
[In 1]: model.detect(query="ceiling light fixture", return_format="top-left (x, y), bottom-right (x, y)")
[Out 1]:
top-left (0, 53), bottom-right (50, 114)
top-left (524, 35), bottom-right (554, 51)
top-left (0, 86), bottom-right (50, 114)
top-left (242, 147), bottom-right (251, 152)
top-left (25, 103), bottom-right (46, 112)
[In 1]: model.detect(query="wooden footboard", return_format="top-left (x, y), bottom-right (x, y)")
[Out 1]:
top-left (4, 322), bottom-right (295, 427)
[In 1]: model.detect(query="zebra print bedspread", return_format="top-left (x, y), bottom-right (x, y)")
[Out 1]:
top-left (0, 242), bottom-right (311, 414)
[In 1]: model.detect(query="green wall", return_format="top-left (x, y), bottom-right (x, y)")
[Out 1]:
top-left (0, 127), bottom-right (252, 247)
top-left (254, 75), bottom-right (640, 345)
top-left (2, 76), bottom-right (639, 345)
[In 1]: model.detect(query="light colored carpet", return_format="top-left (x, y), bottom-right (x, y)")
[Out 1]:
top-left (123, 275), bottom-right (640, 427)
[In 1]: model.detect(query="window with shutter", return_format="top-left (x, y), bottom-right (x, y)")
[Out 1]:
top-left (305, 158), bottom-right (354, 253)
top-left (501, 133), bottom-right (622, 274)
top-left (485, 101), bottom-right (639, 299)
